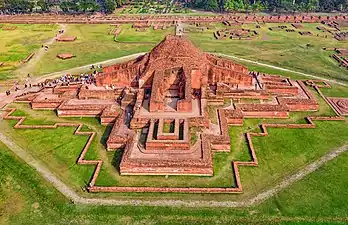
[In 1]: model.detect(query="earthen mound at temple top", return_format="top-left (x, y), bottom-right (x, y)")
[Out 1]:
top-left (147, 35), bottom-right (205, 62)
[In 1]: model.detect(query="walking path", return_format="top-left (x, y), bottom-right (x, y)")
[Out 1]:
top-left (28, 52), bottom-right (348, 87)
top-left (176, 21), bottom-right (183, 36)
top-left (214, 53), bottom-right (348, 87)
top-left (0, 108), bottom-right (347, 207)
top-left (32, 52), bottom-right (147, 84)
top-left (16, 24), bottom-right (68, 78)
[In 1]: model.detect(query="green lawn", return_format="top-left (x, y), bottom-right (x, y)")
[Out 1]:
top-left (32, 24), bottom-right (158, 76)
top-left (0, 24), bottom-right (58, 81)
top-left (2, 19), bottom-right (348, 224)
top-left (1, 83), bottom-right (348, 202)
top-left (1, 22), bottom-right (347, 86)
top-left (187, 22), bottom-right (348, 83)
top-left (116, 24), bottom-right (175, 42)
top-left (259, 151), bottom-right (348, 218)
top-left (163, 120), bottom-right (175, 133)
top-left (2, 138), bottom-right (348, 224)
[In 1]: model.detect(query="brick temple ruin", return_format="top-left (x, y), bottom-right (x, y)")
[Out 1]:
top-left (7, 35), bottom-right (345, 190)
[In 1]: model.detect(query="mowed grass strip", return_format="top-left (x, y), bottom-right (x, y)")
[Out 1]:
top-left (2, 86), bottom-right (348, 202)
top-left (2, 140), bottom-right (348, 224)
top-left (1, 104), bottom-right (117, 191)
top-left (187, 22), bottom-right (348, 83)
top-left (116, 24), bottom-right (175, 42)
top-left (2, 22), bottom-right (347, 85)
top-left (0, 24), bottom-right (58, 80)
top-left (32, 24), bottom-right (174, 76)
top-left (258, 150), bottom-right (348, 218)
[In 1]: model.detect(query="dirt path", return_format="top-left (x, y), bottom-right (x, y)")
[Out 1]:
top-left (0, 109), bottom-right (347, 207)
top-left (29, 52), bottom-right (348, 87)
top-left (214, 53), bottom-right (348, 87)
top-left (32, 52), bottom-right (146, 84)
top-left (15, 24), bottom-right (68, 79)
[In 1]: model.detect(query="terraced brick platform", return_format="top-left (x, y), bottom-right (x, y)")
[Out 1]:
top-left (2, 35), bottom-right (346, 194)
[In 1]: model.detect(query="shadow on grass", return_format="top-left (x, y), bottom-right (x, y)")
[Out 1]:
top-left (100, 124), bottom-right (113, 148)
top-left (111, 149), bottom-right (124, 174)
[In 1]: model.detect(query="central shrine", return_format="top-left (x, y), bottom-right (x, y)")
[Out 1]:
top-left (96, 35), bottom-right (252, 113)
top-left (14, 35), bottom-right (323, 178)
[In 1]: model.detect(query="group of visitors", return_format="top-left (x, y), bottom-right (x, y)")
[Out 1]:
top-left (45, 72), bottom-right (97, 87)
top-left (90, 64), bottom-right (102, 70)
top-left (80, 73), bottom-right (96, 85)
top-left (3, 67), bottom-right (100, 97)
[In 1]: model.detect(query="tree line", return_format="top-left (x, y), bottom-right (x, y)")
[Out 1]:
top-left (0, 0), bottom-right (347, 14)
top-left (0, 0), bottom-right (125, 13)
top-left (190, 0), bottom-right (348, 13)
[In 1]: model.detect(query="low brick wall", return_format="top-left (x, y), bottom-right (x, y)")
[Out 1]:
top-left (57, 109), bottom-right (104, 117)
top-left (31, 101), bottom-right (62, 110)
top-left (145, 141), bottom-right (190, 151)
top-left (3, 79), bottom-right (346, 194)
top-left (100, 116), bottom-right (117, 125)
top-left (22, 53), bottom-right (34, 63)
top-left (243, 111), bottom-right (289, 118)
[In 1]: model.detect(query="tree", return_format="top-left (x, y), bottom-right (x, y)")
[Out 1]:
top-left (115, 0), bottom-right (124, 8)
top-left (305, 0), bottom-right (319, 12)
top-left (0, 0), bottom-right (5, 10)
top-left (206, 0), bottom-right (219, 11)
top-left (4, 0), bottom-right (35, 13)
top-left (60, 0), bottom-right (78, 12)
top-left (319, 0), bottom-right (336, 11)
top-left (191, 0), bottom-right (219, 11)
top-left (248, 0), bottom-right (265, 12)
top-left (98, 0), bottom-right (117, 13)
top-left (77, 0), bottom-right (89, 12)
top-left (265, 0), bottom-right (281, 11)
top-left (37, 0), bottom-right (50, 12)
top-left (224, 0), bottom-right (245, 12)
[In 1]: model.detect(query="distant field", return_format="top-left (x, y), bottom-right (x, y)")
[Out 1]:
top-left (116, 24), bottom-right (175, 42)
top-left (187, 22), bottom-right (348, 83)
top-left (0, 22), bottom-right (347, 85)
top-left (0, 24), bottom-right (57, 81)
top-left (31, 24), bottom-right (164, 76)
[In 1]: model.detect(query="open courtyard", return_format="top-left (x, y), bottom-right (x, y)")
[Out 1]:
top-left (1, 12), bottom-right (348, 224)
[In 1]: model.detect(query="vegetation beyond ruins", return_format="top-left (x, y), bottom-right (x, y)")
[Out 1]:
top-left (1, 0), bottom-right (348, 14)
top-left (1, 9), bottom-right (348, 225)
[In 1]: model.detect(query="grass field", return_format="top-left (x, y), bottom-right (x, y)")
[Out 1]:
top-left (2, 138), bottom-right (348, 224)
top-left (0, 24), bottom-right (58, 80)
top-left (31, 24), bottom-right (171, 76)
top-left (1, 83), bottom-right (347, 202)
top-left (1, 22), bottom-right (347, 86)
top-left (1, 19), bottom-right (348, 224)
top-left (187, 22), bottom-right (348, 83)
top-left (116, 24), bottom-right (175, 42)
